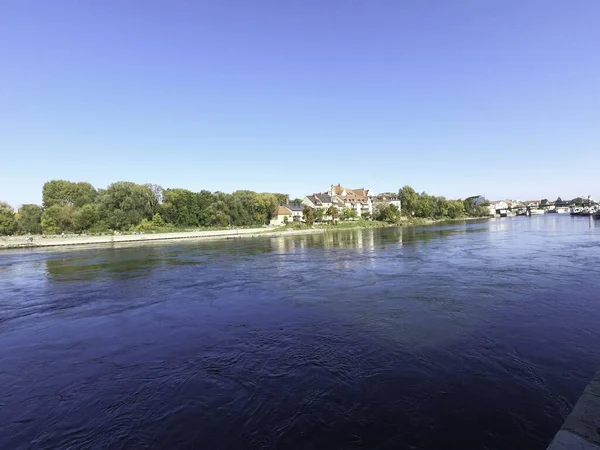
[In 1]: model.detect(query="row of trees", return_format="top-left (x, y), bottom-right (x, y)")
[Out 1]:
top-left (399, 186), bottom-right (489, 219)
top-left (0, 180), bottom-right (288, 235)
top-left (0, 181), bottom-right (490, 236)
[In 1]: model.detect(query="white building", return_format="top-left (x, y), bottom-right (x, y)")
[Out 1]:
top-left (488, 201), bottom-right (509, 216)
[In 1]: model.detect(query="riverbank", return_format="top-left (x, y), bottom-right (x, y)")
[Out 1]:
top-left (0, 227), bottom-right (326, 250)
top-left (0, 217), bottom-right (490, 250)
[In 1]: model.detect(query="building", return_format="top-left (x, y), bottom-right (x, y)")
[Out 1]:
top-left (271, 204), bottom-right (305, 225)
top-left (271, 205), bottom-right (294, 225)
top-left (328, 184), bottom-right (374, 216)
top-left (302, 193), bottom-right (334, 210)
top-left (372, 193), bottom-right (402, 214)
top-left (287, 204), bottom-right (304, 221)
top-left (302, 184), bottom-right (402, 219)
top-left (466, 195), bottom-right (486, 206)
top-left (488, 201), bottom-right (509, 216)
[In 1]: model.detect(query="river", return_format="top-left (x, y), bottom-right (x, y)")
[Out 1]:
top-left (1, 215), bottom-right (600, 449)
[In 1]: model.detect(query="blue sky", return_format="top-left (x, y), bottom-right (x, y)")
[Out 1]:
top-left (1, 0), bottom-right (599, 206)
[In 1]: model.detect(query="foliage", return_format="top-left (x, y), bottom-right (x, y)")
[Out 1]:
top-left (397, 185), bottom-right (489, 220)
top-left (43, 180), bottom-right (97, 208)
top-left (41, 205), bottom-right (78, 234)
top-left (303, 205), bottom-right (315, 226)
top-left (447, 200), bottom-right (465, 219)
top-left (314, 208), bottom-right (325, 222)
top-left (374, 204), bottom-right (401, 223)
top-left (134, 213), bottom-right (174, 232)
top-left (398, 185), bottom-right (418, 217)
top-left (97, 182), bottom-right (160, 230)
top-left (340, 207), bottom-right (358, 221)
top-left (17, 204), bottom-right (43, 234)
top-left (0, 201), bottom-right (17, 235)
top-left (76, 204), bottom-right (99, 231)
top-left (327, 205), bottom-right (339, 220)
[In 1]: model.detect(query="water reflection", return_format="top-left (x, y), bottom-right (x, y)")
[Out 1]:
top-left (40, 225), bottom-right (505, 284)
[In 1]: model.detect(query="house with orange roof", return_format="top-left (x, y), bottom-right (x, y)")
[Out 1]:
top-left (271, 204), bottom-right (305, 225)
top-left (271, 205), bottom-right (294, 225)
top-left (328, 184), bottom-right (374, 216)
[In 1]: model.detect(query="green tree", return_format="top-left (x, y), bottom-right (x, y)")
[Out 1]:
top-left (374, 204), bottom-right (401, 223)
top-left (303, 205), bottom-right (315, 226)
top-left (327, 205), bottom-right (339, 221)
top-left (340, 207), bottom-right (358, 221)
top-left (414, 193), bottom-right (436, 218)
top-left (162, 188), bottom-right (201, 226)
top-left (541, 199), bottom-right (549, 206)
top-left (463, 197), bottom-right (479, 217)
top-left (97, 182), bottom-right (156, 230)
top-left (475, 201), bottom-right (491, 217)
top-left (204, 198), bottom-right (230, 227)
top-left (42, 180), bottom-right (97, 208)
top-left (41, 205), bottom-right (78, 234)
top-left (0, 202), bottom-right (17, 235)
top-left (75, 204), bottom-right (99, 231)
top-left (373, 204), bottom-right (401, 223)
top-left (314, 208), bottom-right (325, 222)
top-left (447, 200), bottom-right (465, 219)
top-left (435, 196), bottom-right (449, 218)
top-left (399, 185), bottom-right (419, 217)
top-left (151, 212), bottom-right (166, 227)
top-left (17, 204), bottom-right (43, 234)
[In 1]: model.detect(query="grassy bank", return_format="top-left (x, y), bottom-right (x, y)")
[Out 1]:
top-left (273, 216), bottom-right (489, 233)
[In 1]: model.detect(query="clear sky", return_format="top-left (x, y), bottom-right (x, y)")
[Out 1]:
top-left (1, 0), bottom-right (599, 207)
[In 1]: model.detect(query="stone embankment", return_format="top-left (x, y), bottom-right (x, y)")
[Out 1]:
top-left (0, 228), bottom-right (325, 250)
top-left (547, 370), bottom-right (600, 449)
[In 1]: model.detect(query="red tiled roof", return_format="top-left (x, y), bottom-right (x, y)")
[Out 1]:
top-left (274, 206), bottom-right (293, 216)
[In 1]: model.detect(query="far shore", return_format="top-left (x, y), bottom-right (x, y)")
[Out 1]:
top-left (0, 227), bottom-right (327, 250)
top-left (0, 217), bottom-right (490, 251)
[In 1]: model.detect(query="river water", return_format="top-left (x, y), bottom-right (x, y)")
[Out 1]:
top-left (1, 216), bottom-right (600, 449)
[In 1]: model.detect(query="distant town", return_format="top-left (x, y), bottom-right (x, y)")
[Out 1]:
top-left (484, 196), bottom-right (599, 217)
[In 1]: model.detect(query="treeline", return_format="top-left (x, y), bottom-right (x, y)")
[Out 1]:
top-left (0, 181), bottom-right (490, 236)
top-left (398, 185), bottom-right (489, 219)
top-left (0, 180), bottom-right (288, 235)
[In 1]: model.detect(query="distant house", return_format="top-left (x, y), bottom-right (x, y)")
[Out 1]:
top-left (271, 206), bottom-right (294, 225)
top-left (271, 204), bottom-right (305, 225)
top-left (488, 201), bottom-right (509, 216)
top-left (508, 200), bottom-right (523, 209)
top-left (302, 184), bottom-right (402, 218)
top-left (328, 184), bottom-right (374, 216)
top-left (287, 203), bottom-right (304, 221)
top-left (372, 193), bottom-right (402, 213)
top-left (302, 193), bottom-right (337, 210)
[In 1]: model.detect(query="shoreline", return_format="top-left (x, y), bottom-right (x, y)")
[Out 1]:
top-left (547, 369), bottom-right (600, 449)
top-left (0, 217), bottom-right (490, 251)
top-left (0, 228), bottom-right (326, 251)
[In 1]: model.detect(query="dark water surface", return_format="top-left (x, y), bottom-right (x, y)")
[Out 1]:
top-left (1, 216), bottom-right (600, 449)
